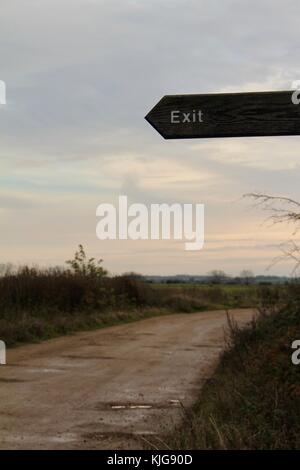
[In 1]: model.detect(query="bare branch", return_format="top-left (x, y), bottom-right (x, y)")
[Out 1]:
top-left (244, 193), bottom-right (300, 235)
top-left (268, 240), bottom-right (300, 275)
top-left (244, 193), bottom-right (300, 209)
top-left (244, 193), bottom-right (300, 274)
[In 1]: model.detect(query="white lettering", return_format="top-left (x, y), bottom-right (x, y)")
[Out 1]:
top-left (96, 196), bottom-right (205, 251)
top-left (171, 109), bottom-right (204, 123)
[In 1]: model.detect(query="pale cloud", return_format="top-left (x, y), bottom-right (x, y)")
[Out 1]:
top-left (0, 0), bottom-right (300, 274)
top-left (189, 138), bottom-right (300, 171)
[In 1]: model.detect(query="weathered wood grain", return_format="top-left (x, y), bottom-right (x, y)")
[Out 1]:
top-left (145, 91), bottom-right (300, 139)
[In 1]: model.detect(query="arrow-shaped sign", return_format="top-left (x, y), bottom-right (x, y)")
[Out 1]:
top-left (145, 90), bottom-right (300, 139)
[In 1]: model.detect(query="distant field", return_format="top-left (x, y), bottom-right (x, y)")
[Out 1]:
top-left (152, 282), bottom-right (257, 292)
top-left (152, 283), bottom-right (260, 309)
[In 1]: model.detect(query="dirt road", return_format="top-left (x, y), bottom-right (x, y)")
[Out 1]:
top-left (0, 309), bottom-right (254, 449)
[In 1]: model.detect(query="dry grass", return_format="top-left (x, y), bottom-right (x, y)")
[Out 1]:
top-left (165, 286), bottom-right (300, 449)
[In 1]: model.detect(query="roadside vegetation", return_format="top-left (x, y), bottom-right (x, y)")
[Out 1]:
top-left (165, 283), bottom-right (300, 449)
top-left (0, 245), bottom-right (262, 347)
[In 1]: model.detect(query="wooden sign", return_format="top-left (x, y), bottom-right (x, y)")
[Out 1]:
top-left (145, 90), bottom-right (300, 139)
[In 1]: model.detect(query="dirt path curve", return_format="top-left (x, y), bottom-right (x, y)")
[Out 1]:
top-left (0, 309), bottom-right (254, 449)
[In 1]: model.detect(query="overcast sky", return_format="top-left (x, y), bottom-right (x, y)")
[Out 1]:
top-left (1, 0), bottom-right (300, 275)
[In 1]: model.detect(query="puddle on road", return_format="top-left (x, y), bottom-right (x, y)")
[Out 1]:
top-left (107, 400), bottom-right (181, 410)
top-left (27, 368), bottom-right (63, 374)
top-left (111, 404), bottom-right (152, 410)
top-left (0, 378), bottom-right (27, 383)
top-left (61, 355), bottom-right (116, 360)
top-left (47, 433), bottom-right (78, 444)
top-left (82, 430), bottom-right (156, 442)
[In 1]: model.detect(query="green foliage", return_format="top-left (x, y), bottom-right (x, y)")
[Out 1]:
top-left (66, 244), bottom-right (107, 278)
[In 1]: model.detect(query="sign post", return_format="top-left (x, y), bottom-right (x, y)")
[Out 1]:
top-left (145, 91), bottom-right (300, 139)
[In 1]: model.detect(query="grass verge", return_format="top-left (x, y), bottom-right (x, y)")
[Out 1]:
top-left (0, 307), bottom-right (172, 348)
top-left (165, 304), bottom-right (300, 450)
